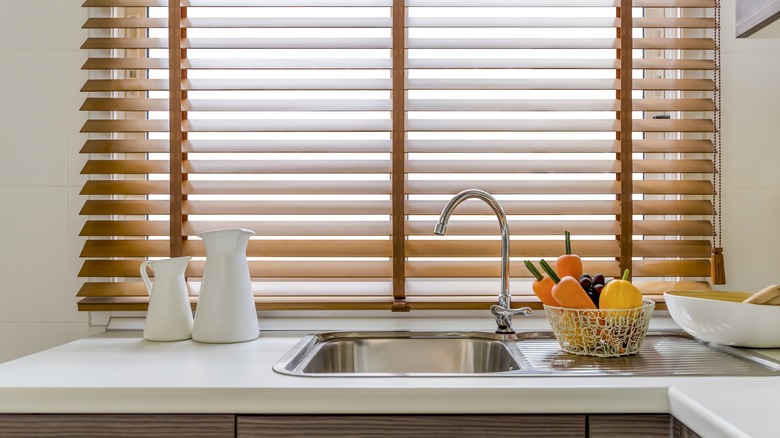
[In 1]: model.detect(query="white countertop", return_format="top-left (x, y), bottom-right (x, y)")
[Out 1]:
top-left (0, 318), bottom-right (778, 438)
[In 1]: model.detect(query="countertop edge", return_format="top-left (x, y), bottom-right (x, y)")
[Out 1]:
top-left (668, 386), bottom-right (752, 438)
top-left (0, 386), bottom-right (672, 415)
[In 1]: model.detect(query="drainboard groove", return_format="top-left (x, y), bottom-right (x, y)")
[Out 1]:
top-left (517, 332), bottom-right (779, 376)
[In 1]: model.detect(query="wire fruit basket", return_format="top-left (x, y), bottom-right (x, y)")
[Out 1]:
top-left (544, 299), bottom-right (655, 357)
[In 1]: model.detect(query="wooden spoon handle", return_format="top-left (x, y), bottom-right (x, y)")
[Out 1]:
top-left (743, 284), bottom-right (780, 305)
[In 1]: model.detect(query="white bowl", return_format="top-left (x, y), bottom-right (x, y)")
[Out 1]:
top-left (664, 290), bottom-right (780, 348)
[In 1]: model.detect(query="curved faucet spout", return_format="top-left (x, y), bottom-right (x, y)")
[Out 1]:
top-left (434, 189), bottom-right (531, 334)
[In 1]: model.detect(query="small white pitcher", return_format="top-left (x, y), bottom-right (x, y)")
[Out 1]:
top-left (140, 256), bottom-right (194, 342)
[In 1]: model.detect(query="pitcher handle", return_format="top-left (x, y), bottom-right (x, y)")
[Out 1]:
top-left (140, 260), bottom-right (153, 294)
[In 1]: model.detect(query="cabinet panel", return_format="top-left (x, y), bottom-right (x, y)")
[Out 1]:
top-left (589, 414), bottom-right (671, 437)
top-left (672, 417), bottom-right (704, 438)
top-left (0, 414), bottom-right (234, 438)
top-left (237, 414), bottom-right (585, 437)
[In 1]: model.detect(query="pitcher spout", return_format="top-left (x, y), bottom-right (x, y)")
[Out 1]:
top-left (198, 228), bottom-right (256, 252)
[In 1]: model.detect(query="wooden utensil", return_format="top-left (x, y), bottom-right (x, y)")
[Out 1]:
top-left (742, 284), bottom-right (780, 305)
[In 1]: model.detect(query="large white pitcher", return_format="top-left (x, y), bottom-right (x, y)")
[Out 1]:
top-left (192, 228), bottom-right (259, 343)
top-left (140, 256), bottom-right (193, 342)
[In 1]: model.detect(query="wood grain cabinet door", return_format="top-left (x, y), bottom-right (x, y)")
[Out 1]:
top-left (588, 414), bottom-right (672, 438)
top-left (672, 417), bottom-right (704, 438)
top-left (237, 414), bottom-right (585, 437)
top-left (0, 414), bottom-right (234, 438)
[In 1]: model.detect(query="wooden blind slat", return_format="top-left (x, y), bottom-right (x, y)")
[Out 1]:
top-left (183, 38), bottom-right (392, 50)
top-left (408, 79), bottom-right (619, 90)
top-left (81, 79), bottom-right (169, 92)
top-left (408, 99), bottom-right (714, 111)
top-left (407, 119), bottom-right (620, 132)
top-left (184, 0), bottom-right (393, 7)
top-left (83, 0), bottom-right (165, 6)
top-left (407, 38), bottom-right (619, 49)
top-left (82, 58), bottom-right (169, 70)
top-left (81, 220), bottom-right (393, 237)
top-left (406, 180), bottom-right (622, 195)
top-left (635, 0), bottom-right (715, 7)
top-left (634, 17), bottom-right (715, 27)
top-left (406, 261), bottom-right (622, 279)
top-left (80, 260), bottom-right (393, 278)
top-left (184, 160), bottom-right (392, 173)
top-left (183, 119), bottom-right (392, 132)
top-left (406, 140), bottom-right (620, 153)
top-left (407, 17), bottom-right (619, 27)
top-left (407, 99), bottom-right (619, 111)
top-left (185, 58), bottom-right (392, 70)
top-left (82, 160), bottom-right (169, 175)
top-left (183, 17), bottom-right (392, 28)
top-left (405, 220), bottom-right (711, 236)
top-left (408, 59), bottom-right (619, 69)
top-left (634, 139), bottom-right (713, 153)
top-left (185, 139), bottom-right (392, 153)
top-left (632, 259), bottom-right (712, 277)
top-left (407, 240), bottom-right (621, 258)
top-left (405, 59), bottom-right (713, 70)
top-left (81, 140), bottom-right (170, 154)
top-left (78, 282), bottom-right (149, 298)
top-left (81, 200), bottom-right (169, 215)
top-left (81, 98), bottom-right (170, 112)
top-left (634, 98), bottom-right (713, 112)
top-left (406, 221), bottom-right (621, 236)
top-left (633, 59), bottom-right (715, 70)
top-left (185, 200), bottom-right (391, 215)
top-left (82, 38), bottom-right (168, 49)
top-left (406, 199), bottom-right (712, 216)
top-left (185, 180), bottom-right (392, 195)
top-left (80, 180), bottom-right (169, 195)
top-left (405, 159), bottom-right (712, 173)
top-left (634, 38), bottom-right (714, 50)
top-left (185, 99), bottom-right (391, 111)
top-left (634, 180), bottom-right (714, 195)
top-left (81, 120), bottom-right (169, 133)
top-left (633, 240), bottom-right (712, 258)
top-left (81, 221), bottom-right (170, 237)
top-left (83, 18), bottom-right (167, 28)
top-left (635, 78), bottom-right (714, 91)
top-left (184, 78), bottom-right (391, 91)
top-left (81, 240), bottom-right (393, 258)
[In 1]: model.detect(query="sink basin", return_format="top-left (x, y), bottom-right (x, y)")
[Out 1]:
top-left (273, 331), bottom-right (524, 376)
top-left (273, 330), bottom-right (780, 377)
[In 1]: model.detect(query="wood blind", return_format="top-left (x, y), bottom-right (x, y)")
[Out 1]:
top-left (78, 0), bottom-right (718, 312)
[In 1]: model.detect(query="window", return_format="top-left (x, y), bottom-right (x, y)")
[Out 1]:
top-left (79, 0), bottom-right (719, 312)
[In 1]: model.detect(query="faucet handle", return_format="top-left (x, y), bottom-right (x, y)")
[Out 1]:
top-left (490, 305), bottom-right (531, 335)
top-left (490, 305), bottom-right (532, 318)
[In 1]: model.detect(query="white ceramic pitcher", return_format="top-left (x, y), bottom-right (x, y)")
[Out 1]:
top-left (192, 228), bottom-right (259, 343)
top-left (140, 256), bottom-right (193, 342)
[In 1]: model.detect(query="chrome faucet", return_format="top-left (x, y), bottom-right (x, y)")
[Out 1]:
top-left (434, 189), bottom-right (531, 334)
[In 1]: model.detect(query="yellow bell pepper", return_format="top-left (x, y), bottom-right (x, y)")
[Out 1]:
top-left (599, 269), bottom-right (642, 309)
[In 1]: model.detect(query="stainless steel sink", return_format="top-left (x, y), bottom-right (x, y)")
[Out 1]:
top-left (273, 330), bottom-right (780, 377)
top-left (273, 331), bottom-right (524, 376)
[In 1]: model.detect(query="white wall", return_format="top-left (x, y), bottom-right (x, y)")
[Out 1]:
top-left (0, 0), bottom-right (104, 363)
top-left (718, 1), bottom-right (780, 293)
top-left (0, 0), bottom-right (778, 363)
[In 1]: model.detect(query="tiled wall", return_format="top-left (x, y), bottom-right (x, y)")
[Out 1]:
top-left (0, 0), bottom-right (104, 363)
top-left (0, 0), bottom-right (778, 363)
top-left (718, 4), bottom-right (780, 293)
